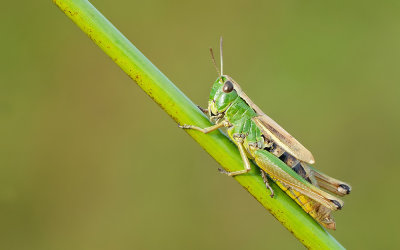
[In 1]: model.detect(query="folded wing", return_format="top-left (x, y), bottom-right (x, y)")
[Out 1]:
top-left (226, 75), bottom-right (315, 164)
top-left (253, 115), bottom-right (315, 164)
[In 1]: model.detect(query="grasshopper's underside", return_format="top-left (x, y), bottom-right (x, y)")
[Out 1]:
top-left (179, 39), bottom-right (351, 229)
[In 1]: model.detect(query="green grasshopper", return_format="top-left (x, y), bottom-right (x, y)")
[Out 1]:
top-left (180, 38), bottom-right (351, 229)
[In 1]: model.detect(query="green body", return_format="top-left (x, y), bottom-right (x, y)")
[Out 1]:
top-left (209, 76), bottom-right (263, 149)
top-left (204, 75), bottom-right (348, 215)
top-left (209, 77), bottom-right (311, 186)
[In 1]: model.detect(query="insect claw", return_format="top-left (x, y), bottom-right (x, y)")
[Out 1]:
top-left (218, 168), bottom-right (229, 175)
top-left (196, 105), bottom-right (209, 114)
top-left (178, 124), bottom-right (189, 129)
top-left (266, 183), bottom-right (274, 198)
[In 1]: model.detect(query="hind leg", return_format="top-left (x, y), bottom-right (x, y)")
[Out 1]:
top-left (260, 170), bottom-right (274, 198)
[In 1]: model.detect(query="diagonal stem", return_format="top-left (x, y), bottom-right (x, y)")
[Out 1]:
top-left (53, 0), bottom-right (345, 249)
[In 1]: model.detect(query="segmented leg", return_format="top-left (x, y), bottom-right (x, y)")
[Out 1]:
top-left (179, 120), bottom-right (252, 176)
top-left (178, 120), bottom-right (231, 134)
top-left (260, 170), bottom-right (274, 197)
top-left (197, 105), bottom-right (209, 115)
top-left (218, 134), bottom-right (251, 176)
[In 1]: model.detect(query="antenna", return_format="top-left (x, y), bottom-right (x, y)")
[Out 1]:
top-left (220, 36), bottom-right (224, 76)
top-left (209, 48), bottom-right (221, 76)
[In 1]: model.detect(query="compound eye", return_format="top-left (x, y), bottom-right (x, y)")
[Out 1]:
top-left (223, 81), bottom-right (234, 93)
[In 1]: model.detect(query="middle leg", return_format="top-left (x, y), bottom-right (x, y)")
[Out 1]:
top-left (218, 134), bottom-right (252, 176)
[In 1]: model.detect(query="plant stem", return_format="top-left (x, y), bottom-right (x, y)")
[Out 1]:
top-left (53, 0), bottom-right (345, 249)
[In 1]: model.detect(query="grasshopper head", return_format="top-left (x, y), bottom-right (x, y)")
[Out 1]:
top-left (208, 75), bottom-right (239, 116)
top-left (208, 38), bottom-right (238, 117)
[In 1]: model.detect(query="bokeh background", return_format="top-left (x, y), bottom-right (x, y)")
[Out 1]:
top-left (1, 0), bottom-right (400, 249)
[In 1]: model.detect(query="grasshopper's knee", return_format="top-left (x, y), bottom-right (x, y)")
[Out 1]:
top-left (232, 133), bottom-right (247, 143)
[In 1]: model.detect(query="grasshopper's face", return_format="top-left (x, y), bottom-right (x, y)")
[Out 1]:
top-left (208, 76), bottom-right (238, 117)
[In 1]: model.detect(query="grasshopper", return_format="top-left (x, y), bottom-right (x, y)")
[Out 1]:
top-left (179, 38), bottom-right (351, 229)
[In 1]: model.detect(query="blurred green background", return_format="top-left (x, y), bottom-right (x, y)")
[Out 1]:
top-left (1, 0), bottom-right (399, 249)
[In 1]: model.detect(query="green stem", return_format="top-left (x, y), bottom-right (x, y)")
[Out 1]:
top-left (53, 0), bottom-right (345, 249)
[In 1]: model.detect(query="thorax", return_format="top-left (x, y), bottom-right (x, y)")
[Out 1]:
top-left (225, 97), bottom-right (258, 125)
